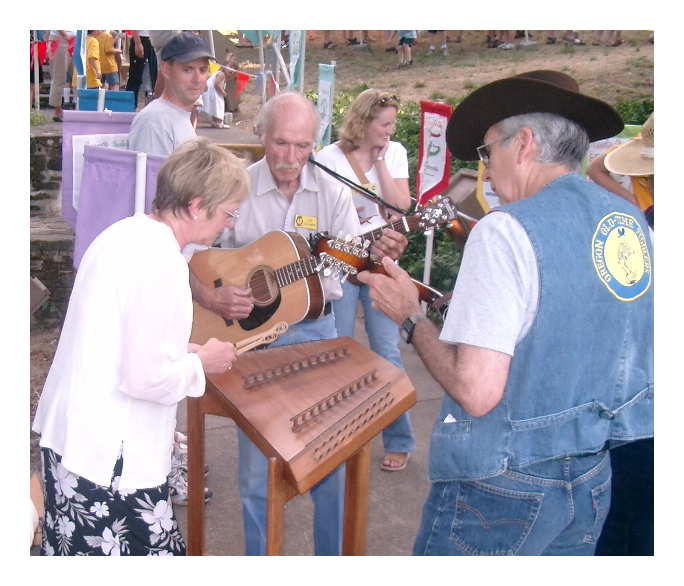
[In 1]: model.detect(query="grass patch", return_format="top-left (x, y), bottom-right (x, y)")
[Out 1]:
top-left (30, 111), bottom-right (48, 126)
top-left (429, 90), bottom-right (448, 101)
top-left (626, 56), bottom-right (653, 69)
top-left (414, 81), bottom-right (426, 88)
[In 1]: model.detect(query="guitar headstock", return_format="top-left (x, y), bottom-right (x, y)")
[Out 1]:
top-left (311, 233), bottom-right (372, 283)
top-left (413, 195), bottom-right (458, 230)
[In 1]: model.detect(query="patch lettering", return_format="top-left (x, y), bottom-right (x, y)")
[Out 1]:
top-left (592, 211), bottom-right (652, 301)
top-left (294, 214), bottom-right (317, 231)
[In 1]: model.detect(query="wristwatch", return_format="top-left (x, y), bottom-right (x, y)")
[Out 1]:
top-left (400, 312), bottom-right (426, 344)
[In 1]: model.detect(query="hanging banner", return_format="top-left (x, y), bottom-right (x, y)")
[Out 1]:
top-left (416, 100), bottom-right (453, 206)
top-left (73, 30), bottom-right (87, 78)
top-left (316, 63), bottom-right (336, 147)
top-left (287, 30), bottom-right (306, 90)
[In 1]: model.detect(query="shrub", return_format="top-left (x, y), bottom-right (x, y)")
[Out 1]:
top-left (615, 99), bottom-right (654, 124)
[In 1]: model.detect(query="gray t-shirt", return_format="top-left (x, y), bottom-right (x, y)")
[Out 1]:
top-left (439, 210), bottom-right (539, 356)
top-left (127, 98), bottom-right (196, 157)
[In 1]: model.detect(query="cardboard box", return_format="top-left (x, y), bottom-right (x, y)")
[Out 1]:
top-left (442, 168), bottom-right (488, 220)
top-left (30, 277), bottom-right (50, 314)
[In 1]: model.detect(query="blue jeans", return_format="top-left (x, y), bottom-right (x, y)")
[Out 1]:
top-left (237, 313), bottom-right (345, 555)
top-left (413, 452), bottom-right (611, 555)
top-left (333, 280), bottom-right (415, 454)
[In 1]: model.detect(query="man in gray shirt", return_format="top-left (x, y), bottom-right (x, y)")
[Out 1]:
top-left (128, 32), bottom-right (213, 156)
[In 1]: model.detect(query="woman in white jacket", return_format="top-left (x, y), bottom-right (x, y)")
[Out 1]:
top-left (32, 138), bottom-right (247, 555)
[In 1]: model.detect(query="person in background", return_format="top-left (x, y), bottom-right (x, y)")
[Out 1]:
top-left (587, 113), bottom-right (653, 229)
top-left (588, 113), bottom-right (654, 556)
top-left (316, 89), bottom-right (415, 472)
top-left (125, 31), bottom-right (157, 109)
top-left (97, 30), bottom-right (122, 90)
top-left (32, 138), bottom-right (247, 555)
top-left (199, 52), bottom-right (235, 128)
top-left (47, 30), bottom-right (75, 121)
top-left (397, 30), bottom-right (417, 67)
top-left (128, 32), bottom-right (212, 157)
top-left (358, 70), bottom-right (653, 555)
top-left (86, 30), bottom-right (102, 89)
top-left (426, 30), bottom-right (448, 56)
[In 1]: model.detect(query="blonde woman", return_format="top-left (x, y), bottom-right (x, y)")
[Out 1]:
top-left (316, 89), bottom-right (414, 471)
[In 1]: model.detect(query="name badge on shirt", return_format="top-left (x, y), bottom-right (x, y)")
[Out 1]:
top-left (294, 215), bottom-right (317, 231)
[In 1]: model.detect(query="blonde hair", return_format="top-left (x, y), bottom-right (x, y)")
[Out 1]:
top-left (338, 89), bottom-right (399, 152)
top-left (154, 138), bottom-right (250, 217)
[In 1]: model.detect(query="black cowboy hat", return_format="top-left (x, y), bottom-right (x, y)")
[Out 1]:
top-left (446, 70), bottom-right (624, 161)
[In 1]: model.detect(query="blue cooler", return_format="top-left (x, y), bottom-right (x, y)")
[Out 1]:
top-left (78, 89), bottom-right (136, 112)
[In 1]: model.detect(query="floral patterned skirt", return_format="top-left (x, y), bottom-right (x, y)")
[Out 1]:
top-left (40, 447), bottom-right (186, 556)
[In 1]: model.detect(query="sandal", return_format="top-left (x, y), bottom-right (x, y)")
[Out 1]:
top-left (380, 452), bottom-right (410, 472)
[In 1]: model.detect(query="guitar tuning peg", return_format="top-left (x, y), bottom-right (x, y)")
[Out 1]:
top-left (323, 267), bottom-right (332, 277)
top-left (344, 234), bottom-right (353, 243)
top-left (363, 239), bottom-right (371, 249)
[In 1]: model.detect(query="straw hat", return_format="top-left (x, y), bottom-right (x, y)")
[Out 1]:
top-left (446, 70), bottom-right (624, 161)
top-left (604, 114), bottom-right (654, 176)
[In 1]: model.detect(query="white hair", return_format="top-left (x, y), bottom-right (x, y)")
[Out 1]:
top-left (495, 112), bottom-right (590, 171)
top-left (255, 91), bottom-right (320, 140)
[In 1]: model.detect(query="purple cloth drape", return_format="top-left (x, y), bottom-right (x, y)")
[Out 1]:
top-left (73, 145), bottom-right (166, 268)
top-left (61, 110), bottom-right (137, 229)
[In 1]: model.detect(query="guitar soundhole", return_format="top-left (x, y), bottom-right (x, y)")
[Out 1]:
top-left (247, 267), bottom-right (279, 306)
top-left (239, 267), bottom-right (281, 332)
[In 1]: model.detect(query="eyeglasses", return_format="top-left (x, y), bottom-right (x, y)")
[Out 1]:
top-left (476, 136), bottom-right (510, 166)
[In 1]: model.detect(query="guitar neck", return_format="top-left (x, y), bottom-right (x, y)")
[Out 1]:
top-left (275, 256), bottom-right (321, 287)
top-left (363, 216), bottom-right (420, 243)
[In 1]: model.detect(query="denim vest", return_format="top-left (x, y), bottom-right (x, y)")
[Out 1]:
top-left (429, 173), bottom-right (654, 481)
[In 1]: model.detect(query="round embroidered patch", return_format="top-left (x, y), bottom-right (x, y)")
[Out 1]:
top-left (592, 212), bottom-right (652, 301)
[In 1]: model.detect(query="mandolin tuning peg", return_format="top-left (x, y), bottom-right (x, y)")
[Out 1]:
top-left (344, 234), bottom-right (353, 243)
top-left (323, 267), bottom-right (332, 277)
top-left (363, 239), bottom-right (371, 249)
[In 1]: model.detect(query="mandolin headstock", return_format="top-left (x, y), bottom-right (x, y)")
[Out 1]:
top-left (413, 195), bottom-right (458, 230)
top-left (311, 233), bottom-right (372, 283)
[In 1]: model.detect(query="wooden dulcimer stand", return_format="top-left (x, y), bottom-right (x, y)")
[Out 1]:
top-left (186, 331), bottom-right (416, 555)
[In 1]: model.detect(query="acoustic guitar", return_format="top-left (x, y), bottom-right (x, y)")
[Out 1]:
top-left (189, 231), bottom-right (366, 345)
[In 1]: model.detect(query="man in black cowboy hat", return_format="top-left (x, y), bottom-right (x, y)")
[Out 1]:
top-left (358, 70), bottom-right (654, 555)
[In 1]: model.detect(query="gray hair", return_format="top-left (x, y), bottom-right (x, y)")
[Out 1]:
top-left (495, 112), bottom-right (590, 171)
top-left (255, 91), bottom-right (320, 140)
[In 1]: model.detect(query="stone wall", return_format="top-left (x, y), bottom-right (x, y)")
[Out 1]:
top-left (30, 134), bottom-right (74, 327)
top-left (30, 135), bottom-right (63, 218)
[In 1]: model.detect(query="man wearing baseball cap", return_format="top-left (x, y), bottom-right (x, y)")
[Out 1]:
top-left (358, 70), bottom-right (654, 555)
top-left (128, 31), bottom-right (214, 156)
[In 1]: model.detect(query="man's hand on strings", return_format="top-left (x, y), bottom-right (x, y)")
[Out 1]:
top-left (357, 256), bottom-right (420, 325)
top-left (371, 227), bottom-right (408, 261)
